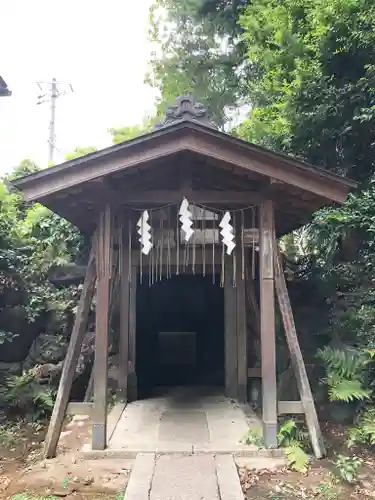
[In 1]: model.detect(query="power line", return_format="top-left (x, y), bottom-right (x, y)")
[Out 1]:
top-left (37, 78), bottom-right (74, 164)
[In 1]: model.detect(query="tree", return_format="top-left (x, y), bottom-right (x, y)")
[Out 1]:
top-left (147, 0), bottom-right (375, 426)
top-left (65, 146), bottom-right (98, 161)
top-left (237, 0), bottom-right (375, 182)
top-left (108, 119), bottom-right (156, 144)
top-left (147, 0), bottom-right (249, 126)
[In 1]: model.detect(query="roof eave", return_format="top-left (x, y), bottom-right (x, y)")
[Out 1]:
top-left (12, 120), bottom-right (356, 193)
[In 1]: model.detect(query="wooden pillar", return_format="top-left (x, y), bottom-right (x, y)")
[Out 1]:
top-left (44, 246), bottom-right (96, 458)
top-left (273, 240), bottom-right (326, 458)
top-left (92, 206), bottom-right (112, 450)
top-left (128, 265), bottom-right (137, 401)
top-left (235, 226), bottom-right (247, 403)
top-left (259, 200), bottom-right (278, 448)
top-left (224, 256), bottom-right (238, 398)
top-left (118, 220), bottom-right (130, 400)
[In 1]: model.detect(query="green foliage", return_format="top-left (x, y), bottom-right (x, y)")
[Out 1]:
top-left (316, 480), bottom-right (340, 500)
top-left (108, 120), bottom-right (156, 144)
top-left (317, 346), bottom-right (373, 403)
top-left (284, 444), bottom-right (310, 474)
top-left (64, 146), bottom-right (98, 160)
top-left (278, 420), bottom-right (310, 472)
top-left (0, 369), bottom-right (56, 419)
top-left (333, 454), bottom-right (362, 483)
top-left (0, 422), bottom-right (20, 448)
top-left (242, 427), bottom-right (264, 447)
top-left (147, 0), bottom-right (248, 127)
top-left (0, 159), bottom-right (87, 419)
top-left (0, 330), bottom-right (18, 344)
top-left (278, 419), bottom-right (309, 447)
top-left (347, 407), bottom-right (375, 447)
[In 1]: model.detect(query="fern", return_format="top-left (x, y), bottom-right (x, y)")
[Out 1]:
top-left (285, 444), bottom-right (310, 473)
top-left (278, 419), bottom-right (309, 447)
top-left (328, 379), bottom-right (371, 402)
top-left (278, 419), bottom-right (311, 472)
top-left (317, 346), bottom-right (373, 403)
top-left (33, 389), bottom-right (56, 410)
top-left (2, 370), bottom-right (56, 419)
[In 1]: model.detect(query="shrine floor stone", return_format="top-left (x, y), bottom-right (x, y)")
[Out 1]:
top-left (106, 386), bottom-right (260, 454)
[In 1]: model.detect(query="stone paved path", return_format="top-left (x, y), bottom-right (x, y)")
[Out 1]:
top-left (124, 453), bottom-right (244, 500)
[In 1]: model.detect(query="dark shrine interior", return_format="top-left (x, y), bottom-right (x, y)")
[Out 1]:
top-left (136, 274), bottom-right (224, 399)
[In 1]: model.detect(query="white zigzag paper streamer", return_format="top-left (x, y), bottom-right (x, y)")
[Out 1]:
top-left (179, 197), bottom-right (194, 242)
top-left (219, 211), bottom-right (235, 255)
top-left (137, 210), bottom-right (153, 255)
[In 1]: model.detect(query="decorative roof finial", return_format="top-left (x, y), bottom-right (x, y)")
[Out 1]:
top-left (153, 95), bottom-right (217, 130)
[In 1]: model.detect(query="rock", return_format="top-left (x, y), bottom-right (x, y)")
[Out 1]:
top-left (76, 330), bottom-right (95, 376)
top-left (0, 306), bottom-right (43, 362)
top-left (24, 333), bottom-right (68, 368)
top-left (48, 263), bottom-right (87, 287)
top-left (73, 415), bottom-right (90, 422)
top-left (0, 361), bottom-right (22, 377)
top-left (360, 479), bottom-right (373, 490)
top-left (22, 328), bottom-right (95, 385)
top-left (277, 363), bottom-right (326, 404)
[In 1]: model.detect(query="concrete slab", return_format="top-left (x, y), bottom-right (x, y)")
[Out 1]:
top-left (216, 455), bottom-right (244, 500)
top-left (158, 410), bottom-right (209, 442)
top-left (123, 452), bottom-right (245, 500)
top-left (123, 453), bottom-right (155, 500)
top-left (107, 387), bottom-right (259, 454)
top-left (150, 455), bottom-right (219, 500)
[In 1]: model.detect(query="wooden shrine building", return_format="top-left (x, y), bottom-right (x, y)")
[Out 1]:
top-left (12, 96), bottom-right (356, 459)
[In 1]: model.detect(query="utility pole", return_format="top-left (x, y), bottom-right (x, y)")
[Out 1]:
top-left (37, 78), bottom-right (73, 164)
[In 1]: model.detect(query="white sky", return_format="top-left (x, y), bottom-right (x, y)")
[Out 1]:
top-left (0, 0), bottom-right (157, 173)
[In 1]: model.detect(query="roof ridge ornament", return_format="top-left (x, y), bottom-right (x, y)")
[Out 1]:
top-left (153, 95), bottom-right (217, 130)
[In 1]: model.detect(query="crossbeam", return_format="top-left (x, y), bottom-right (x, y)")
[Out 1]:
top-left (122, 190), bottom-right (267, 204)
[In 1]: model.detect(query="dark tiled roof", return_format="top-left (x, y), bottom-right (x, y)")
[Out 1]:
top-left (0, 76), bottom-right (11, 96)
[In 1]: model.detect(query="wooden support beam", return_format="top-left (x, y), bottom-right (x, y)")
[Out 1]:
top-left (259, 200), bottom-right (278, 448)
top-left (118, 220), bottom-right (130, 400)
top-left (273, 240), bottom-right (326, 458)
top-left (278, 401), bottom-right (304, 415)
top-left (245, 271), bottom-right (260, 339)
top-left (92, 206), bottom-right (113, 450)
top-left (236, 225), bottom-right (247, 404)
top-left (84, 368), bottom-right (94, 402)
top-left (224, 256), bottom-right (238, 399)
top-left (248, 367), bottom-right (262, 378)
top-left (123, 190), bottom-right (267, 205)
top-left (84, 256), bottom-right (120, 404)
top-left (44, 247), bottom-right (96, 458)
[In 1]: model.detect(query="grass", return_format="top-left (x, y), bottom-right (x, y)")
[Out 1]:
top-left (0, 423), bottom-right (20, 448)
